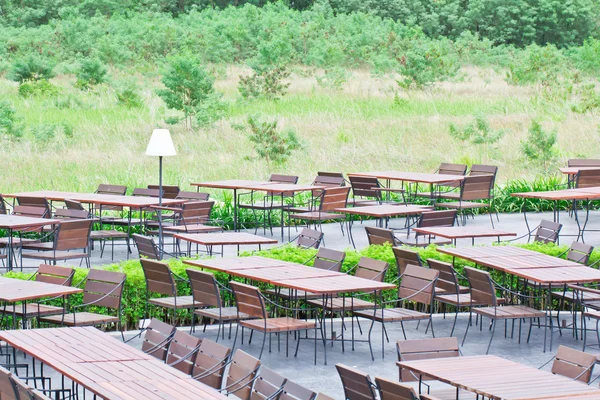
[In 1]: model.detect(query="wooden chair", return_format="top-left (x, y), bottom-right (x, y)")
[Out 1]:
top-left (353, 265), bottom-right (439, 359)
top-left (570, 285), bottom-right (600, 352)
top-left (462, 267), bottom-right (545, 354)
top-left (401, 210), bottom-right (456, 246)
top-left (365, 226), bottom-right (398, 246)
top-left (132, 233), bottom-right (161, 260)
top-left (392, 247), bottom-right (423, 278)
top-left (191, 338), bottom-right (232, 390)
top-left (40, 269), bottom-right (127, 340)
top-left (176, 191), bottom-right (210, 201)
top-left (160, 201), bottom-right (222, 240)
top-left (140, 318), bottom-right (176, 362)
top-left (141, 259), bottom-right (204, 324)
top-left (148, 184), bottom-right (180, 199)
top-left (0, 365), bottom-right (17, 400)
top-left (94, 184), bottom-right (127, 216)
top-left (414, 163), bottom-right (468, 198)
top-left (349, 176), bottom-right (404, 207)
top-left (22, 219), bottom-right (93, 268)
top-left (289, 186), bottom-right (350, 232)
top-left (279, 379), bottom-right (317, 400)
top-left (335, 364), bottom-right (377, 400)
top-left (230, 281), bottom-right (319, 363)
top-left (543, 345), bottom-right (596, 384)
top-left (249, 367), bottom-right (286, 400)
top-left (187, 269), bottom-right (250, 342)
top-left (436, 175), bottom-right (496, 227)
top-left (294, 228), bottom-right (324, 249)
top-left (396, 338), bottom-right (460, 382)
top-left (534, 220), bottom-right (562, 244)
top-left (374, 377), bottom-right (420, 400)
top-left (564, 241), bottom-right (594, 265)
top-left (287, 173), bottom-right (345, 214)
top-left (220, 349), bottom-right (261, 400)
top-left (575, 168), bottom-right (600, 188)
top-left (165, 329), bottom-right (202, 375)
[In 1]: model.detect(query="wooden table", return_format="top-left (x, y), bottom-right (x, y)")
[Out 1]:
top-left (173, 232), bottom-right (277, 255)
top-left (439, 245), bottom-right (600, 351)
top-left (185, 256), bottom-right (394, 363)
top-left (334, 204), bottom-right (433, 247)
top-left (0, 215), bottom-right (60, 271)
top-left (0, 327), bottom-right (226, 400)
top-left (412, 226), bottom-right (516, 245)
top-left (5, 190), bottom-right (186, 208)
top-left (397, 355), bottom-right (600, 400)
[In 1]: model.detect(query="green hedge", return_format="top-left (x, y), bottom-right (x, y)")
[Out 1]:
top-left (5, 241), bottom-right (583, 330)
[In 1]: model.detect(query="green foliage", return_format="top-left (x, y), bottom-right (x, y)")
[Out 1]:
top-left (316, 67), bottom-right (350, 90)
top-left (18, 79), bottom-right (60, 97)
top-left (571, 84), bottom-right (600, 114)
top-left (8, 56), bottom-right (55, 83)
top-left (449, 115), bottom-right (505, 146)
top-left (75, 58), bottom-right (108, 89)
top-left (396, 37), bottom-right (458, 89)
top-left (569, 38), bottom-right (600, 75)
top-left (243, 115), bottom-right (301, 166)
top-left (31, 123), bottom-right (56, 143)
top-left (506, 44), bottom-right (566, 86)
top-left (239, 67), bottom-right (291, 100)
top-left (521, 120), bottom-right (558, 169)
top-left (0, 101), bottom-right (23, 138)
top-left (156, 56), bottom-right (221, 129)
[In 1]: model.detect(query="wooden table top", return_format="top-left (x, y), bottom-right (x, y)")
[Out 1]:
top-left (275, 275), bottom-right (395, 294)
top-left (173, 232), bottom-right (278, 246)
top-left (0, 327), bottom-right (226, 400)
top-left (438, 246), bottom-right (536, 259)
top-left (412, 226), bottom-right (516, 239)
top-left (237, 183), bottom-right (323, 193)
top-left (5, 191), bottom-right (186, 208)
top-left (0, 277), bottom-right (82, 302)
top-left (334, 204), bottom-right (432, 217)
top-left (509, 266), bottom-right (600, 284)
top-left (349, 171), bottom-right (466, 184)
top-left (397, 355), bottom-right (600, 400)
top-left (185, 256), bottom-right (292, 271)
top-left (560, 167), bottom-right (600, 175)
top-left (190, 180), bottom-right (270, 189)
top-left (232, 264), bottom-right (342, 284)
top-left (511, 188), bottom-right (600, 201)
top-left (0, 214), bottom-right (60, 230)
top-left (526, 394), bottom-right (600, 400)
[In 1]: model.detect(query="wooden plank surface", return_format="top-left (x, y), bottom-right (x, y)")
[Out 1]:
top-left (0, 215), bottom-right (60, 230)
top-left (185, 256), bottom-right (293, 271)
top-left (397, 355), bottom-right (600, 400)
top-left (0, 277), bottom-right (82, 302)
top-left (334, 204), bottom-right (432, 217)
top-left (412, 226), bottom-right (516, 239)
top-left (5, 191), bottom-right (185, 208)
top-left (173, 232), bottom-right (278, 246)
top-left (348, 171), bottom-right (466, 184)
top-left (511, 188), bottom-right (600, 201)
top-left (275, 275), bottom-right (395, 294)
top-left (438, 246), bottom-right (537, 259)
top-left (190, 180), bottom-right (269, 189)
top-left (232, 264), bottom-right (341, 284)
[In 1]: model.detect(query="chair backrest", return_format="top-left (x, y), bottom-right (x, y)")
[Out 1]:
top-left (165, 330), bottom-right (202, 375)
top-left (575, 168), bottom-right (600, 189)
top-left (29, 390), bottom-right (52, 400)
top-left (10, 375), bottom-right (32, 400)
top-left (230, 281), bottom-right (267, 319)
top-left (551, 345), bottom-right (596, 383)
top-left (54, 219), bottom-right (93, 251)
top-left (140, 259), bottom-right (176, 297)
top-left (312, 248), bottom-right (345, 272)
top-left (398, 265), bottom-right (438, 305)
top-left (534, 220), bottom-right (562, 244)
top-left (335, 364), bottom-right (376, 400)
top-left (566, 241), bottom-right (593, 265)
top-left (141, 318), bottom-right (176, 362)
top-left (457, 174), bottom-right (494, 201)
top-left (96, 184), bottom-right (127, 195)
top-left (132, 188), bottom-right (160, 197)
top-left (179, 201), bottom-right (214, 225)
top-left (269, 174), bottom-right (299, 184)
top-left (374, 377), bottom-right (419, 400)
top-left (53, 207), bottom-right (90, 220)
top-left (355, 257), bottom-right (388, 282)
top-left (396, 338), bottom-right (460, 382)
top-left (0, 194), bottom-right (7, 215)
top-left (148, 185), bottom-right (180, 199)
top-left (392, 247), bottom-right (423, 278)
top-left (297, 228), bottom-right (324, 249)
top-left (315, 394), bottom-right (335, 400)
top-left (318, 186), bottom-right (350, 212)
top-left (416, 210), bottom-right (456, 230)
top-left (176, 191), bottom-right (210, 201)
top-left (469, 164), bottom-right (498, 177)
top-left (35, 264), bottom-right (74, 286)
top-left (133, 234), bottom-right (160, 260)
top-left (83, 269), bottom-right (126, 311)
top-left (279, 380), bottom-right (317, 400)
top-left (192, 338), bottom-right (232, 389)
top-left (364, 227), bottom-right (397, 246)
top-left (427, 259), bottom-right (459, 296)
top-left (348, 176), bottom-right (381, 201)
top-left (568, 159), bottom-right (600, 168)
top-left (464, 266), bottom-right (497, 307)
top-left (438, 163), bottom-right (467, 176)
top-left (187, 269), bottom-right (221, 308)
top-left (14, 196), bottom-right (51, 219)
top-left (64, 199), bottom-right (86, 211)
top-left (0, 365), bottom-right (16, 400)
top-left (226, 350), bottom-right (261, 400)
top-left (251, 367), bottom-right (286, 400)
top-left (314, 173), bottom-right (345, 187)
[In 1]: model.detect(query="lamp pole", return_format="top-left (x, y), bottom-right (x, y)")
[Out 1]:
top-left (158, 155), bottom-right (163, 259)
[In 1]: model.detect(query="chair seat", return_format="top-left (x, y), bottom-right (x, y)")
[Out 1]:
top-left (264, 288), bottom-right (321, 300)
top-left (90, 230), bottom-right (129, 240)
top-left (0, 237), bottom-right (40, 247)
top-left (438, 201), bottom-right (488, 209)
top-left (162, 225), bottom-right (223, 234)
top-left (414, 192), bottom-right (460, 200)
top-left (286, 206), bottom-right (311, 213)
top-left (435, 285), bottom-right (470, 295)
top-left (0, 303), bottom-right (64, 317)
top-left (435, 293), bottom-right (505, 307)
top-left (22, 250), bottom-right (88, 261)
top-left (584, 310), bottom-right (600, 320)
top-left (108, 218), bottom-right (145, 226)
top-left (473, 305), bottom-right (545, 319)
top-left (289, 212), bottom-right (345, 221)
top-left (149, 296), bottom-right (205, 309)
top-left (21, 242), bottom-right (54, 250)
top-left (240, 317), bottom-right (316, 333)
top-left (195, 307), bottom-right (251, 321)
top-left (40, 312), bottom-right (120, 326)
top-left (307, 297), bottom-right (375, 311)
top-left (353, 307), bottom-right (430, 322)
top-left (551, 291), bottom-right (600, 302)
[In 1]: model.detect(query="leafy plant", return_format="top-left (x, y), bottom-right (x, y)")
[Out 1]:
top-left (397, 38), bottom-right (458, 89)
top-left (243, 115), bottom-right (301, 166)
top-left (571, 83), bottom-right (600, 114)
top-left (31, 123), bottom-right (57, 143)
top-left (449, 115), bottom-right (505, 145)
top-left (506, 44), bottom-right (566, 87)
top-left (316, 67), bottom-right (350, 90)
top-left (75, 58), bottom-right (108, 89)
top-left (0, 101), bottom-right (23, 138)
top-left (8, 56), bottom-right (55, 83)
top-left (18, 79), bottom-right (60, 97)
top-left (238, 67), bottom-right (291, 100)
top-left (521, 120), bottom-right (558, 169)
top-left (117, 88), bottom-right (143, 108)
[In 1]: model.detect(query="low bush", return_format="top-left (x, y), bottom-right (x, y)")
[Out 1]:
top-left (75, 58), bottom-right (108, 89)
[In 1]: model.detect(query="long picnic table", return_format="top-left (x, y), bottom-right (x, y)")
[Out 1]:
top-left (0, 214), bottom-right (61, 271)
top-left (173, 232), bottom-right (278, 256)
top-left (0, 327), bottom-right (226, 400)
top-left (397, 355), bottom-right (600, 400)
top-left (184, 256), bottom-right (394, 363)
top-left (439, 245), bottom-right (600, 351)
top-left (411, 226), bottom-right (517, 245)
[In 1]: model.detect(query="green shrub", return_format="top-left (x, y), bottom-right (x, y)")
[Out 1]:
top-left (0, 101), bottom-right (23, 139)
top-left (521, 120), bottom-right (558, 169)
top-left (506, 44), bottom-right (567, 86)
top-left (18, 80), bottom-right (60, 97)
top-left (31, 123), bottom-right (57, 143)
top-left (571, 83), bottom-right (600, 114)
top-left (396, 37), bottom-right (458, 89)
top-left (243, 115), bottom-right (301, 166)
top-left (238, 67), bottom-right (291, 100)
top-left (75, 58), bottom-right (108, 89)
top-left (449, 115), bottom-right (505, 146)
top-left (316, 67), bottom-right (350, 90)
top-left (116, 88), bottom-right (144, 108)
top-left (8, 56), bottom-right (55, 83)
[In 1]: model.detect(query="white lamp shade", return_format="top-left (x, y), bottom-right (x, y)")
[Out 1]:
top-left (146, 129), bottom-right (176, 157)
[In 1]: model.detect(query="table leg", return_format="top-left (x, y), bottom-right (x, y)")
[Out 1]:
top-left (347, 215), bottom-right (356, 248)
top-left (233, 188), bottom-right (238, 232)
top-left (7, 228), bottom-right (13, 272)
top-left (280, 194), bottom-right (284, 242)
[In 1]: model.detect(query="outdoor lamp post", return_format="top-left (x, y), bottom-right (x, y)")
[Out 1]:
top-left (146, 128), bottom-right (176, 259)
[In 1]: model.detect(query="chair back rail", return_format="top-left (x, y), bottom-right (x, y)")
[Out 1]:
top-left (398, 265), bottom-right (438, 305)
top-left (438, 163), bottom-right (467, 175)
top-left (417, 211), bottom-right (456, 228)
top-left (374, 377), bottom-right (419, 400)
top-left (0, 365), bottom-right (16, 400)
top-left (312, 248), bottom-right (345, 271)
top-left (16, 196), bottom-right (51, 218)
top-left (355, 257), bottom-right (389, 282)
top-left (148, 185), bottom-right (180, 199)
top-left (349, 176), bottom-right (381, 201)
top-left (176, 191), bottom-right (210, 201)
top-left (396, 338), bottom-right (459, 382)
top-left (392, 247), bottom-right (423, 278)
top-left (192, 338), bottom-right (232, 389)
top-left (187, 269), bottom-right (221, 308)
top-left (335, 364), bottom-right (377, 400)
top-left (575, 168), bottom-right (600, 189)
top-left (313, 174), bottom-right (345, 187)
top-left (464, 267), bottom-right (497, 306)
top-left (140, 259), bottom-right (176, 297)
top-left (535, 220), bottom-right (562, 244)
top-left (96, 184), bottom-right (127, 195)
top-left (82, 269), bottom-right (126, 310)
top-left (319, 186), bottom-right (350, 212)
top-left (427, 259), bottom-right (459, 295)
top-left (458, 174), bottom-right (494, 201)
top-left (568, 159), bottom-right (600, 168)
top-left (35, 264), bottom-right (75, 286)
top-left (179, 201), bottom-right (215, 225)
top-left (551, 345), bottom-right (596, 383)
top-left (226, 350), bottom-right (261, 400)
top-left (365, 227), bottom-right (396, 246)
top-left (132, 188), bottom-right (160, 197)
top-left (469, 164), bottom-right (498, 177)
top-left (53, 208), bottom-right (90, 220)
top-left (566, 241), bottom-right (593, 265)
top-left (141, 318), bottom-right (176, 361)
top-left (165, 330), bottom-right (202, 375)
top-left (279, 380), bottom-right (317, 400)
top-left (252, 367), bottom-right (286, 400)
top-left (133, 234), bottom-right (160, 260)
top-left (54, 219), bottom-right (93, 251)
top-left (230, 281), bottom-right (267, 319)
top-left (297, 228), bottom-right (324, 249)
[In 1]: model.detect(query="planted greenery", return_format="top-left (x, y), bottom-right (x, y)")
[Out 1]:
top-left (521, 121), bottom-right (558, 170)
top-left (75, 58), bottom-right (108, 89)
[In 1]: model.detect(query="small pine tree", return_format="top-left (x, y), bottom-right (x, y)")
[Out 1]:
top-left (521, 120), bottom-right (558, 169)
top-left (75, 58), bottom-right (108, 89)
top-left (245, 115), bottom-right (301, 167)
